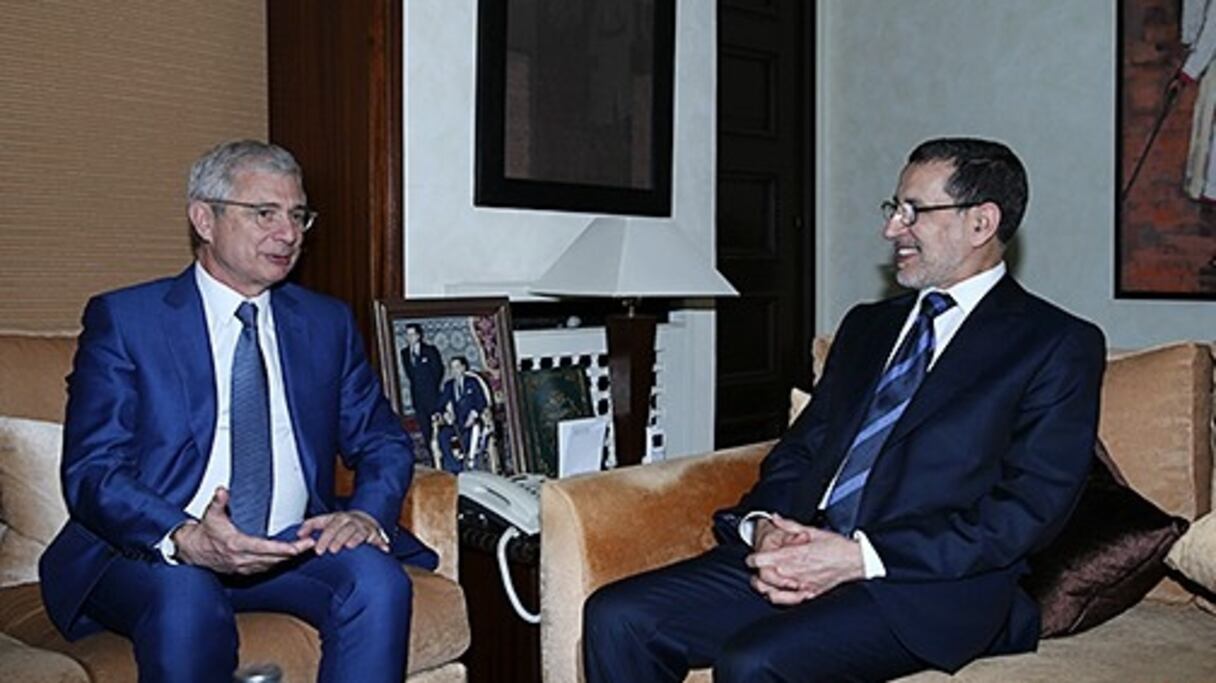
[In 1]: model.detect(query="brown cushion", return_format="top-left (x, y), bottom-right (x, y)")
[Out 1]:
top-left (0, 565), bottom-right (469, 679)
top-left (1023, 447), bottom-right (1189, 637)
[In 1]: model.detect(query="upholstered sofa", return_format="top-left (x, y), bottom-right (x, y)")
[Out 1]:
top-left (0, 333), bottom-right (470, 682)
top-left (540, 340), bottom-right (1216, 682)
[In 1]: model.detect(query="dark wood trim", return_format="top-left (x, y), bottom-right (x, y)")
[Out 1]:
top-left (267, 0), bottom-right (404, 354)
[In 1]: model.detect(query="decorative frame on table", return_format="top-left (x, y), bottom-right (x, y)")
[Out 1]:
top-left (373, 298), bottom-right (526, 475)
top-left (1117, 0), bottom-right (1216, 299)
top-left (473, 0), bottom-right (676, 216)
top-left (518, 365), bottom-right (596, 477)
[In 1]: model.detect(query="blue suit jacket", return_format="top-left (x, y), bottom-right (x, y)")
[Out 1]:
top-left (716, 276), bottom-right (1106, 671)
top-left (39, 267), bottom-right (437, 639)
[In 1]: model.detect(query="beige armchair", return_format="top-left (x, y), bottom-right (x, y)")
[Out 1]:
top-left (0, 333), bottom-right (469, 682)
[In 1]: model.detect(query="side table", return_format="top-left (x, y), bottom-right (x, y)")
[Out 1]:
top-left (458, 515), bottom-right (542, 683)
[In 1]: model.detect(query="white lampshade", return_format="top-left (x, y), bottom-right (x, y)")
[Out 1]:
top-left (530, 217), bottom-right (738, 298)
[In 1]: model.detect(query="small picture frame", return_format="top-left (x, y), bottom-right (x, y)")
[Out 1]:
top-left (518, 365), bottom-right (595, 477)
top-left (373, 297), bottom-right (525, 475)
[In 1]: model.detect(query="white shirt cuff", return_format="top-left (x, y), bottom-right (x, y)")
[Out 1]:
top-left (156, 520), bottom-right (196, 565)
top-left (853, 529), bottom-right (886, 579)
top-left (738, 511), bottom-right (773, 546)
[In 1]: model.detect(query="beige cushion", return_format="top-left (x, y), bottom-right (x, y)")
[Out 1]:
top-left (1167, 511), bottom-right (1216, 594)
top-left (1099, 343), bottom-right (1213, 521)
top-left (789, 387), bottom-right (811, 425)
top-left (0, 417), bottom-right (67, 587)
top-left (897, 601), bottom-right (1216, 682)
top-left (0, 566), bottom-right (469, 680)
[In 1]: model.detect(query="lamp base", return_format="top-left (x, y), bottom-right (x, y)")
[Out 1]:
top-left (605, 313), bottom-right (656, 468)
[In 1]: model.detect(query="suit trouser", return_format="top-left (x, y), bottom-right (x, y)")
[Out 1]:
top-left (82, 544), bottom-right (412, 683)
top-left (583, 543), bottom-right (926, 683)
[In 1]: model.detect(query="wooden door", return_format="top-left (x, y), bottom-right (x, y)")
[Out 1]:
top-left (715, 0), bottom-right (814, 447)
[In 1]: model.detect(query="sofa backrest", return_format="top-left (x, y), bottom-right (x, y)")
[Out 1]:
top-left (0, 334), bottom-right (76, 424)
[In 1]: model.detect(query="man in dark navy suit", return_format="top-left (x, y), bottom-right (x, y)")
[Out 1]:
top-left (435, 355), bottom-right (490, 472)
top-left (40, 140), bottom-right (435, 683)
top-left (583, 138), bottom-right (1106, 681)
top-left (400, 323), bottom-right (444, 444)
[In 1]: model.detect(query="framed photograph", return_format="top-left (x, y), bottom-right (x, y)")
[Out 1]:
top-left (518, 365), bottom-right (595, 477)
top-left (1117, 0), bottom-right (1216, 299)
top-left (373, 297), bottom-right (526, 475)
top-left (474, 0), bottom-right (676, 216)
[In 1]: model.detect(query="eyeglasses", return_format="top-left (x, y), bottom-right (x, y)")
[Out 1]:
top-left (203, 198), bottom-right (318, 232)
top-left (880, 199), bottom-right (983, 227)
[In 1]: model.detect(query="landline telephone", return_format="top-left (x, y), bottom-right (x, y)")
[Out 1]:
top-left (457, 471), bottom-right (546, 623)
top-left (458, 470), bottom-right (542, 535)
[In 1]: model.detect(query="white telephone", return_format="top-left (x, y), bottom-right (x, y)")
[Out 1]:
top-left (457, 471), bottom-right (546, 624)
top-left (457, 471), bottom-right (542, 535)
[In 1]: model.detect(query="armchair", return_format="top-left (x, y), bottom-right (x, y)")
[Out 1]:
top-left (0, 333), bottom-right (469, 682)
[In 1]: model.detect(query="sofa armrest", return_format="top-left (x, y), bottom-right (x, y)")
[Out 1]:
top-left (539, 441), bottom-right (771, 683)
top-left (400, 466), bottom-right (459, 582)
top-left (0, 632), bottom-right (88, 683)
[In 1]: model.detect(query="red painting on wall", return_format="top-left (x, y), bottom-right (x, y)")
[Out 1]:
top-left (1119, 0), bottom-right (1216, 298)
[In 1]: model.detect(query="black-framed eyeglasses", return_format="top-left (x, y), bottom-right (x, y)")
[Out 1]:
top-left (202, 198), bottom-right (318, 233)
top-left (880, 198), bottom-right (983, 227)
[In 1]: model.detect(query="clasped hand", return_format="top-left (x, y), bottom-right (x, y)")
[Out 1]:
top-left (172, 487), bottom-right (389, 575)
top-left (745, 513), bottom-right (865, 605)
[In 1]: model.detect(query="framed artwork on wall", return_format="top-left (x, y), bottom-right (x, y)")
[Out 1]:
top-left (373, 297), bottom-right (526, 475)
top-left (1118, 0), bottom-right (1216, 299)
top-left (473, 0), bottom-right (676, 216)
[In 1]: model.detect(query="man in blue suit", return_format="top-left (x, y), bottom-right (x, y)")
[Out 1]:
top-left (434, 356), bottom-right (490, 472)
top-left (583, 138), bottom-right (1106, 681)
top-left (39, 140), bottom-right (435, 683)
top-left (399, 324), bottom-right (443, 444)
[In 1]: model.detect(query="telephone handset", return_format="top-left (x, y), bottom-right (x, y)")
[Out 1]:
top-left (457, 471), bottom-right (546, 624)
top-left (457, 471), bottom-right (542, 535)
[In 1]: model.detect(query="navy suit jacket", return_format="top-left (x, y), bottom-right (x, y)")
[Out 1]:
top-left (39, 267), bottom-right (437, 640)
top-left (716, 276), bottom-right (1106, 671)
top-left (401, 342), bottom-right (443, 417)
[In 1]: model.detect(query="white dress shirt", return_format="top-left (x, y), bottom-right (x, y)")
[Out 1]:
top-left (189, 263), bottom-right (309, 535)
top-left (742, 262), bottom-right (1008, 579)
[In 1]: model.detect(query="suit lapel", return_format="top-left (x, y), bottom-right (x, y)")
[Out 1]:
top-left (270, 286), bottom-right (322, 502)
top-left (163, 267), bottom-right (217, 454)
top-left (822, 295), bottom-right (916, 460)
top-left (884, 275), bottom-right (1027, 446)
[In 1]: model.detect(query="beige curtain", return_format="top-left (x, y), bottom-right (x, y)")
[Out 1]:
top-left (0, 0), bottom-right (267, 332)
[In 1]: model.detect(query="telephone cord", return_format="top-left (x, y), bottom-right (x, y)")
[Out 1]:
top-left (496, 527), bottom-right (541, 624)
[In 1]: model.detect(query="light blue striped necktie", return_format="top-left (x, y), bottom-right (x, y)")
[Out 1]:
top-left (229, 301), bottom-right (272, 536)
top-left (823, 291), bottom-right (955, 533)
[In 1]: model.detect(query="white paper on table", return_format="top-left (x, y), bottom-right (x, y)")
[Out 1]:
top-left (557, 416), bottom-right (609, 478)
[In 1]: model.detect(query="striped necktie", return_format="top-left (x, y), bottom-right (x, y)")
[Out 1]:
top-left (229, 301), bottom-right (273, 536)
top-left (823, 291), bottom-right (955, 533)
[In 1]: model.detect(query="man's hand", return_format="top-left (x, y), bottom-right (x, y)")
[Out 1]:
top-left (173, 487), bottom-right (314, 574)
top-left (749, 514), bottom-right (811, 594)
top-left (746, 515), bottom-right (865, 605)
top-left (297, 509), bottom-right (390, 555)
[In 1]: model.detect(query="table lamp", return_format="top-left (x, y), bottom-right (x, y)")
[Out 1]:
top-left (531, 216), bottom-right (737, 467)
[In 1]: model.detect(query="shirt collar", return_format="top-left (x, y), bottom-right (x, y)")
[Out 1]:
top-left (918, 261), bottom-right (1006, 316)
top-left (194, 262), bottom-right (273, 332)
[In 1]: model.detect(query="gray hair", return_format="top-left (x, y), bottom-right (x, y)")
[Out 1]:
top-left (186, 140), bottom-right (303, 250)
top-left (187, 139), bottom-right (303, 203)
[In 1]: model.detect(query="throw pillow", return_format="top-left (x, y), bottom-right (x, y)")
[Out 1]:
top-left (0, 416), bottom-right (68, 545)
top-left (1166, 511), bottom-right (1216, 595)
top-left (789, 387), bottom-right (811, 426)
top-left (1022, 445), bottom-right (1189, 638)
